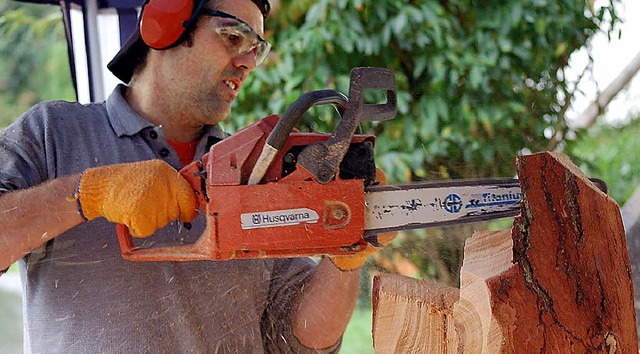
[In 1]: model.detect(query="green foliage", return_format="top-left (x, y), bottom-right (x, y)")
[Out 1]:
top-left (0, 289), bottom-right (22, 353)
top-left (230, 0), bottom-right (619, 183)
top-left (567, 118), bottom-right (640, 206)
top-left (342, 307), bottom-right (373, 353)
top-left (0, 0), bottom-right (74, 128)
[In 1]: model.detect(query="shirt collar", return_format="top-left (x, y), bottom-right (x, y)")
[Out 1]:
top-left (105, 84), bottom-right (227, 141)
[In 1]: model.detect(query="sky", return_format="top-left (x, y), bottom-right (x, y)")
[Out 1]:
top-left (566, 0), bottom-right (640, 127)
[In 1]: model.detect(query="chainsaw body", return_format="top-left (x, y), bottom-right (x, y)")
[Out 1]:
top-left (117, 67), bottom-right (398, 261)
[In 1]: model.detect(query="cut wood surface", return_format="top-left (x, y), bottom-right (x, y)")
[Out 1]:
top-left (372, 152), bottom-right (638, 353)
top-left (457, 229), bottom-right (517, 353)
top-left (372, 273), bottom-right (459, 353)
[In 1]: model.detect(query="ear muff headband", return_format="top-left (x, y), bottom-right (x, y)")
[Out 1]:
top-left (140, 0), bottom-right (203, 49)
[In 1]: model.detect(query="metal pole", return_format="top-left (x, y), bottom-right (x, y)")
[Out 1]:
top-left (84, 0), bottom-right (105, 102)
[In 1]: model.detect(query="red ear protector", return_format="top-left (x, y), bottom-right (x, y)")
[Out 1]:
top-left (140, 0), bottom-right (205, 49)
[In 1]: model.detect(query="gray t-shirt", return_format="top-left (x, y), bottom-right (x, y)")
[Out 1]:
top-left (0, 85), bottom-right (340, 353)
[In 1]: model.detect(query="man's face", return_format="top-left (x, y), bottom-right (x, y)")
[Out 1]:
top-left (159, 0), bottom-right (265, 128)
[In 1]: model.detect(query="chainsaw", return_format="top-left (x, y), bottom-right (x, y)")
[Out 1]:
top-left (116, 67), bottom-right (606, 261)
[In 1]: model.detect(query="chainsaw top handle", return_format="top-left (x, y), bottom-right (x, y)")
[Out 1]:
top-left (266, 89), bottom-right (348, 152)
top-left (297, 67), bottom-right (397, 184)
top-left (248, 67), bottom-right (397, 185)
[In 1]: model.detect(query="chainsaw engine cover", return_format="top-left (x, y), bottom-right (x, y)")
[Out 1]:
top-left (201, 127), bottom-right (375, 259)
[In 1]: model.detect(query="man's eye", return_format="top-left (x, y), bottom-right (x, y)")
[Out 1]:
top-left (226, 33), bottom-right (241, 43)
top-left (218, 28), bottom-right (245, 47)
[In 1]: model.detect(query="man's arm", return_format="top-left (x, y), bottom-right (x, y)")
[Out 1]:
top-left (0, 174), bottom-right (84, 270)
top-left (0, 159), bottom-right (201, 271)
top-left (291, 258), bottom-right (361, 350)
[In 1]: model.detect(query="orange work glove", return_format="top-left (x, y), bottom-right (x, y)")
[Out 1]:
top-left (76, 160), bottom-right (198, 237)
top-left (329, 168), bottom-right (398, 271)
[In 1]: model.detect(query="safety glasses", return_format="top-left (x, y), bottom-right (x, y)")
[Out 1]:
top-left (200, 9), bottom-right (271, 66)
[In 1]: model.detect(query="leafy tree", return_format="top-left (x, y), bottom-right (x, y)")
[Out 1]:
top-left (0, 0), bottom-right (74, 127)
top-left (233, 0), bottom-right (619, 183)
top-left (568, 118), bottom-right (640, 205)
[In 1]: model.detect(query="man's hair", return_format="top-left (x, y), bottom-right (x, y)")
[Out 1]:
top-left (253, 0), bottom-right (271, 20)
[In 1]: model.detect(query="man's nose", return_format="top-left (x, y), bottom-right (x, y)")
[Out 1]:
top-left (232, 51), bottom-right (257, 71)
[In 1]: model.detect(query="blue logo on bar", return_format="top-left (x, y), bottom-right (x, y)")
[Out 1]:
top-left (444, 194), bottom-right (462, 213)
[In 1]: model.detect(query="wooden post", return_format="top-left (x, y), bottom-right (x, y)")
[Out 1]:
top-left (372, 152), bottom-right (638, 352)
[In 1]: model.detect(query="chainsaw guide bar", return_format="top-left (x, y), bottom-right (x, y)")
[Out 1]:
top-left (363, 178), bottom-right (522, 236)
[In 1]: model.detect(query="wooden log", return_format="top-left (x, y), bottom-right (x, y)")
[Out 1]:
top-left (372, 273), bottom-right (459, 353)
top-left (371, 152), bottom-right (637, 353)
top-left (456, 229), bottom-right (518, 353)
top-left (506, 151), bottom-right (637, 352)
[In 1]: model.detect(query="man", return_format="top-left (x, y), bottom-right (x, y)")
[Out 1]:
top-left (0, 0), bottom-right (387, 352)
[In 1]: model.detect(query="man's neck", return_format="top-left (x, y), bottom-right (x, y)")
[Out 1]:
top-left (124, 78), bottom-right (203, 142)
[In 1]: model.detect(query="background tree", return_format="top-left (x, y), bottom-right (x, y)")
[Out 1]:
top-left (234, 0), bottom-right (618, 179)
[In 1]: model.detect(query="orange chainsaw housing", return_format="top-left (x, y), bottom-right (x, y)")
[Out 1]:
top-left (117, 115), bottom-right (375, 261)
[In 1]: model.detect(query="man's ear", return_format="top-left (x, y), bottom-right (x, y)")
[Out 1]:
top-left (140, 0), bottom-right (195, 49)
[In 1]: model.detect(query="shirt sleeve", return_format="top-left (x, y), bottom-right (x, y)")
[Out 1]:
top-left (0, 104), bottom-right (50, 193)
top-left (0, 103), bottom-right (52, 272)
top-left (261, 257), bottom-right (342, 354)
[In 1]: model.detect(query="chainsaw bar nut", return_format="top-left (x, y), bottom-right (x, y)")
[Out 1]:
top-left (322, 201), bottom-right (351, 230)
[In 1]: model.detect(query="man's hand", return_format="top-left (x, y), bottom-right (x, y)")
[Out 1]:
top-left (77, 160), bottom-right (198, 237)
top-left (328, 232), bottom-right (396, 271)
top-left (329, 168), bottom-right (397, 271)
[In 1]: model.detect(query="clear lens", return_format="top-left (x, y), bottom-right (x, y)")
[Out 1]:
top-left (210, 18), bottom-right (271, 66)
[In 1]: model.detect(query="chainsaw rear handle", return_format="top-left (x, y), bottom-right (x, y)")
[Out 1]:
top-left (115, 163), bottom-right (201, 257)
top-left (116, 223), bottom-right (135, 255)
top-left (116, 223), bottom-right (211, 261)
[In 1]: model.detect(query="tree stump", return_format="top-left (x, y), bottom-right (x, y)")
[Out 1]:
top-left (372, 152), bottom-right (637, 353)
